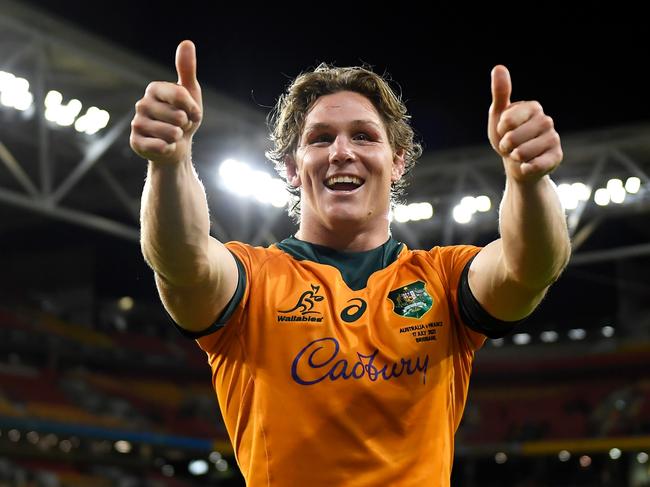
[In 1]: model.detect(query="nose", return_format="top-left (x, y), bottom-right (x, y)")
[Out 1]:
top-left (329, 136), bottom-right (356, 165)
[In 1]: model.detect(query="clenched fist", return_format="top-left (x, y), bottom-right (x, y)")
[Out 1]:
top-left (130, 40), bottom-right (203, 165)
top-left (488, 65), bottom-right (563, 183)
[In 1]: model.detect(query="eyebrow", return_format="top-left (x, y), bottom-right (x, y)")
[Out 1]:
top-left (303, 119), bottom-right (383, 133)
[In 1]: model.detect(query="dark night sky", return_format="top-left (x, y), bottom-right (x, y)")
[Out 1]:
top-left (20, 2), bottom-right (650, 151)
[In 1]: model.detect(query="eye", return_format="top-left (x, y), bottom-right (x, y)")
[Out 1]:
top-left (309, 133), bottom-right (333, 145)
top-left (353, 132), bottom-right (373, 141)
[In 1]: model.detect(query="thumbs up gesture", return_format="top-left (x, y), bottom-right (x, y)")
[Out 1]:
top-left (130, 40), bottom-right (203, 165)
top-left (487, 65), bottom-right (563, 183)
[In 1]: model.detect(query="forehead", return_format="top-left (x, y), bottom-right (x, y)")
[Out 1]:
top-left (303, 91), bottom-right (383, 127)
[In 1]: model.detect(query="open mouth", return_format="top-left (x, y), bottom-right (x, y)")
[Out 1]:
top-left (324, 175), bottom-right (365, 192)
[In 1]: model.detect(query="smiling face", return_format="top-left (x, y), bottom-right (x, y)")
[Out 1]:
top-left (286, 91), bottom-right (405, 246)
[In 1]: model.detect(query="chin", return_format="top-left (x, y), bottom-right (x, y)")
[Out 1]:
top-left (324, 206), bottom-right (377, 227)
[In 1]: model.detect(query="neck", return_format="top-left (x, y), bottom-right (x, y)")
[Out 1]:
top-left (295, 220), bottom-right (391, 252)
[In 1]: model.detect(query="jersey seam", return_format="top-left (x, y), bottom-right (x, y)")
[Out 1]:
top-left (231, 245), bottom-right (280, 486)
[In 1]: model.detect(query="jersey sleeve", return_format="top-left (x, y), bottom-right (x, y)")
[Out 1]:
top-left (429, 245), bottom-right (486, 351)
top-left (168, 241), bottom-right (266, 353)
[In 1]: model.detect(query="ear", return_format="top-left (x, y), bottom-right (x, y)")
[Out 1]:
top-left (284, 155), bottom-right (302, 188)
top-left (391, 148), bottom-right (406, 183)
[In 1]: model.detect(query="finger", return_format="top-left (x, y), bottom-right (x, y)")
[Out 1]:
top-left (498, 112), bottom-right (552, 154)
top-left (130, 135), bottom-right (176, 159)
top-left (175, 40), bottom-right (202, 120)
top-left (139, 99), bottom-right (190, 128)
top-left (487, 65), bottom-right (512, 148)
top-left (509, 130), bottom-right (561, 164)
top-left (132, 117), bottom-right (184, 144)
top-left (491, 65), bottom-right (511, 114)
top-left (497, 101), bottom-right (544, 138)
top-left (519, 152), bottom-right (561, 177)
top-left (145, 82), bottom-right (200, 120)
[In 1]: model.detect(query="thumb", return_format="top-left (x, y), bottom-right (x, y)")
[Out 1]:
top-left (175, 40), bottom-right (202, 114)
top-left (488, 65), bottom-right (512, 147)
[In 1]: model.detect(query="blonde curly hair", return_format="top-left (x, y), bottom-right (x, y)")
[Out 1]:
top-left (266, 63), bottom-right (422, 219)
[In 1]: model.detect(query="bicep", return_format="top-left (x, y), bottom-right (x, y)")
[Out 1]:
top-left (468, 238), bottom-right (547, 322)
top-left (155, 236), bottom-right (240, 333)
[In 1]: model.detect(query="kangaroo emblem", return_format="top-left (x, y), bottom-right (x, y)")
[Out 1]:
top-left (280, 284), bottom-right (325, 315)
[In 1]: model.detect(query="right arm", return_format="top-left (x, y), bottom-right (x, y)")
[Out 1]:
top-left (130, 40), bottom-right (238, 333)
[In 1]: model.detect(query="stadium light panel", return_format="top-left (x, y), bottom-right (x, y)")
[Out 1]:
top-left (475, 195), bottom-right (491, 212)
top-left (188, 459), bottom-right (209, 475)
top-left (594, 188), bottom-right (610, 206)
top-left (625, 177), bottom-right (641, 194)
top-left (452, 204), bottom-right (472, 224)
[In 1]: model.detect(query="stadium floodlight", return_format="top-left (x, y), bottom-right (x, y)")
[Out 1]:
top-left (594, 188), bottom-right (610, 206)
top-left (391, 202), bottom-right (433, 223)
top-left (393, 204), bottom-right (410, 223)
top-left (625, 176), bottom-right (641, 194)
top-left (44, 90), bottom-right (82, 126)
top-left (215, 459), bottom-right (228, 472)
top-left (161, 464), bottom-right (175, 477)
top-left (188, 459), bottom-right (209, 475)
top-left (218, 159), bottom-right (288, 208)
top-left (638, 452), bottom-right (649, 464)
top-left (601, 326), bottom-right (615, 338)
top-left (609, 186), bottom-right (626, 204)
top-left (452, 204), bottom-right (472, 224)
top-left (512, 333), bottom-right (531, 345)
top-left (606, 178), bottom-right (626, 204)
top-left (408, 202), bottom-right (433, 221)
top-left (606, 178), bottom-right (623, 192)
top-left (571, 182), bottom-right (591, 201)
top-left (579, 455), bottom-right (592, 468)
top-left (75, 106), bottom-right (110, 134)
top-left (114, 440), bottom-right (132, 453)
top-left (118, 296), bottom-right (134, 311)
top-left (475, 195), bottom-right (491, 212)
top-left (557, 183), bottom-right (579, 210)
top-left (568, 328), bottom-right (586, 341)
top-left (540, 330), bottom-right (558, 343)
top-left (59, 439), bottom-right (72, 453)
top-left (609, 448), bottom-right (622, 460)
top-left (0, 72), bottom-right (33, 111)
top-left (494, 452), bottom-right (508, 464)
top-left (558, 450), bottom-right (571, 462)
top-left (460, 196), bottom-right (477, 214)
top-left (491, 338), bottom-right (504, 347)
top-left (209, 451), bottom-right (222, 463)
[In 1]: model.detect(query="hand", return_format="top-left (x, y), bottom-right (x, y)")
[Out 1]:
top-left (487, 65), bottom-right (562, 183)
top-left (130, 40), bottom-right (203, 165)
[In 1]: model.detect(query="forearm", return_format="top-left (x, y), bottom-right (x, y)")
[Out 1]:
top-left (140, 159), bottom-right (211, 286)
top-left (498, 175), bottom-right (571, 290)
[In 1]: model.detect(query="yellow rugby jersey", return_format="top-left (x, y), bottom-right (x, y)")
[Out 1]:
top-left (191, 237), bottom-right (493, 487)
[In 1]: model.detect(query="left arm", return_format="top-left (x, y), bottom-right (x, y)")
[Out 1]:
top-left (469, 66), bottom-right (571, 322)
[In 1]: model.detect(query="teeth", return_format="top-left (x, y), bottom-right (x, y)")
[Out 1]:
top-left (325, 175), bottom-right (363, 186)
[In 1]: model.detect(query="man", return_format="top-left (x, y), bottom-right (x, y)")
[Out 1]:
top-left (130, 40), bottom-right (570, 486)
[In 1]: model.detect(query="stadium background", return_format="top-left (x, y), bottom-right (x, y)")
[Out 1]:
top-left (0, 1), bottom-right (649, 485)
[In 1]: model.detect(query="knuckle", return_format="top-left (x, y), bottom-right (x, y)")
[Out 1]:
top-left (543, 115), bottom-right (554, 129)
top-left (173, 111), bottom-right (187, 126)
top-left (145, 81), bottom-right (161, 95)
top-left (130, 118), bottom-right (145, 132)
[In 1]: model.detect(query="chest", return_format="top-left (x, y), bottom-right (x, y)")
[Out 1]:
top-left (242, 259), bottom-right (458, 386)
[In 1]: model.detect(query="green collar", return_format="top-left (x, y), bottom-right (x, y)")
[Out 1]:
top-left (276, 236), bottom-right (404, 291)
